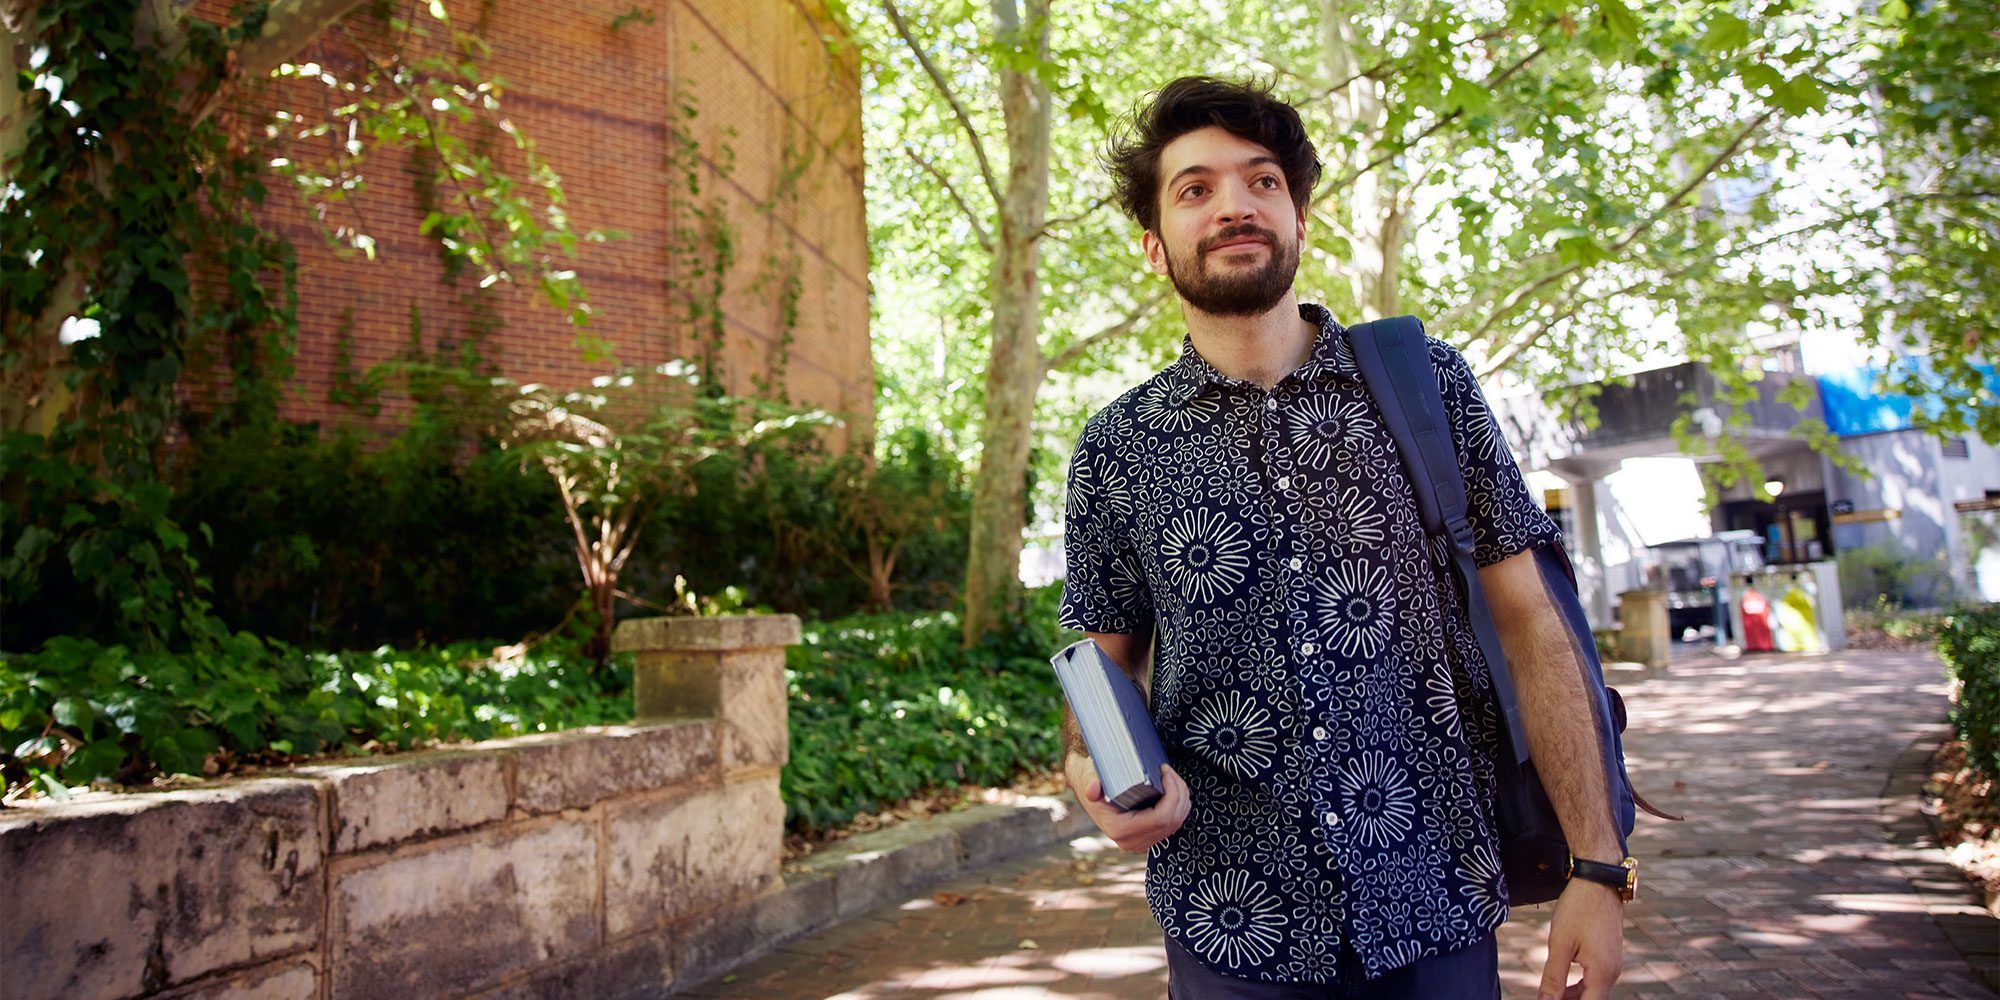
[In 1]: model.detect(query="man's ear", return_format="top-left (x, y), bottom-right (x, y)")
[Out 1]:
top-left (1142, 229), bottom-right (1169, 276)
top-left (1295, 203), bottom-right (1310, 245)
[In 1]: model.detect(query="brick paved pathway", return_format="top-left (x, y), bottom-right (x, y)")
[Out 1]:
top-left (684, 649), bottom-right (1995, 998)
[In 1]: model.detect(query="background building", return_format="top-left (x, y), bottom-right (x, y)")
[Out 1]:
top-left (1495, 349), bottom-right (2000, 629)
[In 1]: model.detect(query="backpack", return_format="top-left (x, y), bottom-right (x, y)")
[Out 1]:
top-left (1345, 315), bottom-right (1681, 905)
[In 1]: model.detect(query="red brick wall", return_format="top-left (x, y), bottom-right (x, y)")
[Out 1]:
top-left (195, 0), bottom-right (872, 445)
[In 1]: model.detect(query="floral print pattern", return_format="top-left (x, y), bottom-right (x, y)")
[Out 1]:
top-left (1059, 304), bottom-right (1563, 984)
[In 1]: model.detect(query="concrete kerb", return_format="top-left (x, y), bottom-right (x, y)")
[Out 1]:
top-left (667, 792), bottom-right (1101, 995)
top-left (1879, 722), bottom-right (2000, 994)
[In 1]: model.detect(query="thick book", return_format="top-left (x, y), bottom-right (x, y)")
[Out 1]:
top-left (1051, 637), bottom-right (1169, 812)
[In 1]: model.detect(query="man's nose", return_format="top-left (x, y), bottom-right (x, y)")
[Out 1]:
top-left (1212, 179), bottom-right (1259, 225)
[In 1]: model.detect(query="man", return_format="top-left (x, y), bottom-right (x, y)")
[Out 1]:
top-left (1057, 77), bottom-right (1630, 999)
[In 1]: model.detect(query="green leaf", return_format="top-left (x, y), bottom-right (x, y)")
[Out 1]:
top-left (36, 773), bottom-right (72, 801)
top-left (1741, 63), bottom-right (1786, 95)
top-left (65, 739), bottom-right (124, 781)
top-left (52, 695), bottom-right (94, 732)
top-left (1773, 75), bottom-right (1827, 115)
top-left (1702, 12), bottom-right (1752, 53)
top-left (1598, 0), bottom-right (1640, 41)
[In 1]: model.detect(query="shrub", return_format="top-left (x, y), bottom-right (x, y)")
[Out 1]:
top-left (1938, 604), bottom-right (2000, 783)
top-left (0, 629), bottom-right (630, 798)
top-left (780, 584), bottom-right (1071, 835)
top-left (1836, 544), bottom-right (1959, 610)
top-left (162, 407), bottom-right (576, 651)
top-left (640, 427), bottom-right (972, 617)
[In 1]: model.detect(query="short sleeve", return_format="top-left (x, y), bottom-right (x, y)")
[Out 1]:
top-left (1057, 422), bottom-right (1153, 633)
top-left (1429, 340), bottom-right (1564, 567)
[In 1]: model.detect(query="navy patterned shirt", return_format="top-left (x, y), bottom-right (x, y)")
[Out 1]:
top-left (1058, 303), bottom-right (1563, 984)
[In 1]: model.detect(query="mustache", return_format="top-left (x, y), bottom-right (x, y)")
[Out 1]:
top-left (1199, 225), bottom-right (1279, 254)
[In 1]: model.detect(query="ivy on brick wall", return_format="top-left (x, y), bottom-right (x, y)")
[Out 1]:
top-left (0, 0), bottom-right (607, 653)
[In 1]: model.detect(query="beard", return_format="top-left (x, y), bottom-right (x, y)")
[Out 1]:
top-left (1160, 223), bottom-right (1300, 317)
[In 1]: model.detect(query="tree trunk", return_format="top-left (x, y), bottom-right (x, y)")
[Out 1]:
top-left (1321, 1), bottom-right (1407, 321)
top-left (960, 0), bottom-right (1051, 647)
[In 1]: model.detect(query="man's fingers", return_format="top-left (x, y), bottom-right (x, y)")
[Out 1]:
top-left (1580, 955), bottom-right (1618, 1000)
top-left (1562, 981), bottom-right (1585, 1000)
top-left (1084, 778), bottom-right (1103, 803)
top-left (1537, 945), bottom-right (1571, 1000)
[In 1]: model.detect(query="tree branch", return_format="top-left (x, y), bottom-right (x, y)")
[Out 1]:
top-left (1322, 41), bottom-right (1550, 194)
top-left (1107, 0), bottom-right (1324, 89)
top-left (883, 0), bottom-right (1003, 209)
top-left (1456, 108), bottom-right (1778, 347)
top-left (903, 148), bottom-right (993, 252)
top-left (1033, 193), bottom-right (1108, 240)
top-left (1471, 187), bottom-right (2000, 378)
top-left (1042, 290), bottom-right (1167, 373)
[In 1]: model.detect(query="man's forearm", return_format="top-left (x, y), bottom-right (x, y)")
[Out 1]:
top-left (1501, 591), bottom-right (1624, 859)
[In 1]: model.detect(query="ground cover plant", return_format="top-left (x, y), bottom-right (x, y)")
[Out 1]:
top-left (0, 629), bottom-right (630, 800)
top-left (780, 584), bottom-right (1073, 836)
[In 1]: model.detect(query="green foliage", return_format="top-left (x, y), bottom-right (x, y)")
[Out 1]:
top-left (1, 433), bottom-right (226, 652)
top-left (1, 0), bottom-right (610, 658)
top-left (642, 427), bottom-right (974, 617)
top-left (268, 3), bottom-right (610, 352)
top-left (0, 0), bottom-right (294, 467)
top-left (1938, 604), bottom-right (2000, 784)
top-left (1845, 602), bottom-right (1950, 648)
top-left (608, 6), bottom-right (656, 31)
top-left (7, 404), bottom-right (976, 657)
top-left (780, 585), bottom-right (1072, 835)
top-left (1861, 0), bottom-right (2000, 443)
top-left (162, 407), bottom-right (575, 651)
top-left (1836, 544), bottom-right (1961, 611)
top-left (0, 629), bottom-right (630, 797)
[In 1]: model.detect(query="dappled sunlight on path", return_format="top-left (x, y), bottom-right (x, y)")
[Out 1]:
top-left (686, 649), bottom-right (1994, 998)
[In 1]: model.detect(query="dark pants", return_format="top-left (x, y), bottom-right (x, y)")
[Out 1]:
top-left (1164, 930), bottom-right (1501, 1000)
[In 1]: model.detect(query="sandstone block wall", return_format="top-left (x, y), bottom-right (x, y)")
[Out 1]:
top-left (0, 615), bottom-right (801, 999)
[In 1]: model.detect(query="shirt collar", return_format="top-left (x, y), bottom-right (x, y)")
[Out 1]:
top-left (1162, 302), bottom-right (1358, 407)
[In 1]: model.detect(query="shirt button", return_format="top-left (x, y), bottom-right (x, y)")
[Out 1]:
top-left (1276, 475), bottom-right (1291, 491)
top-left (1265, 396), bottom-right (1279, 411)
top-left (1312, 726), bottom-right (1329, 741)
top-left (1289, 557), bottom-right (1303, 571)
top-left (1300, 642), bottom-right (1318, 655)
top-left (1324, 810), bottom-right (1341, 826)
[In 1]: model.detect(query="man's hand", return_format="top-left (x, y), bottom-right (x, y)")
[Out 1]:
top-left (1065, 753), bottom-right (1190, 853)
top-left (1538, 878), bottom-right (1625, 1000)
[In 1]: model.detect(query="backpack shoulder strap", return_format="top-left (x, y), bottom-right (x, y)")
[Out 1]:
top-left (1345, 316), bottom-right (1529, 768)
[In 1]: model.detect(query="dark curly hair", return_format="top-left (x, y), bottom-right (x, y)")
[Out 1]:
top-left (1105, 76), bottom-right (1322, 235)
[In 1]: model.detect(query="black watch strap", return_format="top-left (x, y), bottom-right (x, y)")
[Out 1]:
top-left (1568, 855), bottom-right (1636, 900)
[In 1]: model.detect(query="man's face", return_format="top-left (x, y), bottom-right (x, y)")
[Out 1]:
top-left (1143, 125), bottom-right (1308, 317)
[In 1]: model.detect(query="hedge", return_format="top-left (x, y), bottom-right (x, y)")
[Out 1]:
top-left (1938, 603), bottom-right (2000, 783)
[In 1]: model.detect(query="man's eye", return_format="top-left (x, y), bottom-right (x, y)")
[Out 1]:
top-left (1180, 185), bottom-right (1206, 200)
top-left (1257, 175), bottom-right (1280, 189)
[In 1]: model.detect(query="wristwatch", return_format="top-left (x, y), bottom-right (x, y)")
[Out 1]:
top-left (1567, 853), bottom-right (1639, 902)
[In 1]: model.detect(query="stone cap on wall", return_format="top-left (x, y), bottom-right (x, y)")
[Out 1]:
top-left (611, 614), bottom-right (803, 653)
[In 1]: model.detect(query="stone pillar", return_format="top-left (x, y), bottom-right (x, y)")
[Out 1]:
top-left (1571, 474), bottom-right (1611, 628)
top-left (1616, 590), bottom-right (1670, 668)
top-left (610, 615), bottom-right (802, 773)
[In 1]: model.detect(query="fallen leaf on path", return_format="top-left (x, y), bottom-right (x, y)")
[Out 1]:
top-left (1018, 939), bottom-right (1040, 950)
